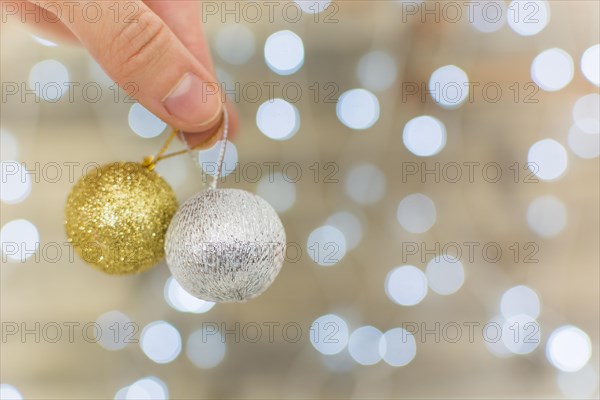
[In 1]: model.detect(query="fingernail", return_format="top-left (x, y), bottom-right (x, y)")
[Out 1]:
top-left (163, 73), bottom-right (222, 130)
top-left (182, 109), bottom-right (225, 149)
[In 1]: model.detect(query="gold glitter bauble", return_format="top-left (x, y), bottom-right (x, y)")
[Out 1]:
top-left (65, 162), bottom-right (178, 275)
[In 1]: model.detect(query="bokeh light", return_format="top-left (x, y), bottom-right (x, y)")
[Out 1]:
top-left (198, 140), bottom-right (238, 177)
top-left (470, 0), bottom-right (506, 33)
top-left (507, 0), bottom-right (549, 36)
top-left (426, 255), bottom-right (465, 295)
top-left (310, 314), bottom-right (350, 355)
top-left (256, 172), bottom-right (296, 212)
top-left (0, 384), bottom-right (22, 400)
top-left (140, 321), bottom-right (182, 364)
top-left (397, 193), bottom-right (437, 234)
top-left (484, 315), bottom-right (513, 358)
top-left (403, 116), bottom-right (446, 157)
top-left (580, 44), bottom-right (600, 87)
top-left (114, 386), bottom-right (128, 399)
top-left (345, 163), bottom-right (386, 205)
top-left (500, 285), bottom-right (541, 319)
top-left (572, 94), bottom-right (600, 134)
top-left (348, 326), bottom-right (383, 365)
top-left (215, 24), bottom-right (255, 65)
top-left (186, 328), bottom-right (226, 369)
top-left (568, 125), bottom-right (600, 159)
top-left (379, 328), bottom-right (417, 367)
top-left (325, 211), bottom-right (362, 250)
top-left (128, 103), bottom-right (166, 138)
top-left (306, 225), bottom-right (347, 266)
top-left (0, 219), bottom-right (39, 262)
top-left (294, 0), bottom-right (331, 14)
top-left (501, 314), bottom-right (541, 354)
top-left (121, 377), bottom-right (169, 400)
top-left (429, 65), bottom-right (469, 108)
top-left (336, 89), bottom-right (380, 130)
top-left (531, 48), bottom-right (574, 92)
top-left (557, 365), bottom-right (599, 399)
top-left (96, 310), bottom-right (133, 351)
top-left (164, 277), bottom-right (215, 314)
top-left (215, 67), bottom-right (234, 92)
top-left (527, 139), bottom-right (568, 181)
top-left (264, 30), bottom-right (304, 75)
top-left (385, 265), bottom-right (428, 306)
top-left (256, 98), bottom-right (300, 140)
top-left (546, 325), bottom-right (592, 372)
top-left (356, 51), bottom-right (398, 92)
top-left (526, 195), bottom-right (567, 237)
top-left (0, 161), bottom-right (31, 204)
top-left (28, 59), bottom-right (69, 101)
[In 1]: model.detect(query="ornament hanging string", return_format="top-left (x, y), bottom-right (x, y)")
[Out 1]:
top-left (175, 107), bottom-right (229, 190)
top-left (210, 107), bottom-right (229, 190)
top-left (142, 110), bottom-right (227, 171)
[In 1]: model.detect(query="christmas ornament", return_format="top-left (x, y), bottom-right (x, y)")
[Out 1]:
top-left (65, 116), bottom-right (224, 275)
top-left (165, 110), bottom-right (287, 302)
top-left (65, 162), bottom-right (178, 275)
top-left (165, 188), bottom-right (286, 302)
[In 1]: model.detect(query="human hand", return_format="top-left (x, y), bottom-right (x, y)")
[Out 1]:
top-left (8, 0), bottom-right (238, 147)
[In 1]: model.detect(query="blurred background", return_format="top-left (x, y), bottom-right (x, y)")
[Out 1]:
top-left (1, 0), bottom-right (599, 398)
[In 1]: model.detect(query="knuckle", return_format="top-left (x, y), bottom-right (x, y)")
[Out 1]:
top-left (110, 9), bottom-right (169, 78)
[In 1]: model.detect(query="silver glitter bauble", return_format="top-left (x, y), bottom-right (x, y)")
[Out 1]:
top-left (165, 188), bottom-right (286, 302)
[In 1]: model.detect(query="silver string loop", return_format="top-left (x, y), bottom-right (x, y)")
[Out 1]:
top-left (211, 107), bottom-right (229, 190)
top-left (177, 108), bottom-right (229, 190)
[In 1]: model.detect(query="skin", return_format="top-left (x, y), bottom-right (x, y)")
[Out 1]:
top-left (4, 0), bottom-right (239, 147)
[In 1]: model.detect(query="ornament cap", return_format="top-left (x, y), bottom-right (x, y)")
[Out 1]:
top-left (142, 155), bottom-right (156, 171)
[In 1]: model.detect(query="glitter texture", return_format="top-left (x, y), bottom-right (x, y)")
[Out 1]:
top-left (65, 162), bottom-right (178, 275)
top-left (165, 188), bottom-right (286, 302)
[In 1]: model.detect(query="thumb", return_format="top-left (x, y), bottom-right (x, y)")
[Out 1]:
top-left (38, 0), bottom-right (223, 132)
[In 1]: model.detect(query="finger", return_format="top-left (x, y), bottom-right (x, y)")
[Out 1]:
top-left (36, 0), bottom-right (223, 133)
top-left (145, 1), bottom-right (215, 74)
top-left (145, 0), bottom-right (240, 147)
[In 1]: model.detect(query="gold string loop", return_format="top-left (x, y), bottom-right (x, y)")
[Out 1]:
top-left (142, 111), bottom-right (226, 170)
